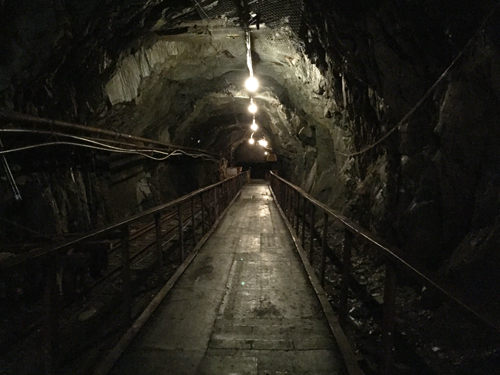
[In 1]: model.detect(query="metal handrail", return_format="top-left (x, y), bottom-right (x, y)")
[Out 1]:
top-left (0, 170), bottom-right (249, 374)
top-left (269, 171), bottom-right (499, 374)
top-left (1, 171), bottom-right (249, 270)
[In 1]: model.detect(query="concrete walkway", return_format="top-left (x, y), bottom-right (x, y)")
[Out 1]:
top-left (110, 181), bottom-right (346, 375)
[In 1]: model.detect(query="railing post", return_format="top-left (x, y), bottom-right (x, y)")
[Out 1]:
top-left (383, 260), bottom-right (397, 375)
top-left (177, 204), bottom-right (184, 261)
top-left (121, 224), bottom-right (131, 322)
top-left (154, 213), bottom-right (163, 282)
top-left (43, 257), bottom-right (59, 374)
top-left (309, 204), bottom-right (315, 265)
top-left (295, 191), bottom-right (300, 235)
top-left (320, 211), bottom-right (328, 287)
top-left (213, 186), bottom-right (218, 220)
top-left (340, 230), bottom-right (353, 324)
top-left (191, 197), bottom-right (196, 246)
top-left (301, 196), bottom-right (307, 247)
top-left (200, 193), bottom-right (206, 234)
top-left (283, 185), bottom-right (290, 218)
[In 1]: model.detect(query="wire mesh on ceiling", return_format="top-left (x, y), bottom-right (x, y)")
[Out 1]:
top-left (192, 0), bottom-right (304, 34)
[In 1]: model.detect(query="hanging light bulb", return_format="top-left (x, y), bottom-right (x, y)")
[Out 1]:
top-left (245, 76), bottom-right (259, 92)
top-left (248, 102), bottom-right (257, 114)
top-left (264, 151), bottom-right (269, 156)
top-left (258, 139), bottom-right (268, 148)
top-left (248, 138), bottom-right (255, 145)
top-left (250, 119), bottom-right (258, 131)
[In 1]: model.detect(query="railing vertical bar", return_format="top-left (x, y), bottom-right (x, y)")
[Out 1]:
top-left (295, 191), bottom-right (300, 235)
top-left (154, 213), bottom-right (163, 282)
top-left (320, 211), bottom-right (328, 287)
top-left (121, 225), bottom-right (131, 321)
top-left (200, 193), bottom-right (206, 235)
top-left (191, 197), bottom-right (196, 246)
top-left (177, 204), bottom-right (184, 261)
top-left (309, 204), bottom-right (315, 265)
top-left (340, 230), bottom-right (352, 324)
top-left (292, 190), bottom-right (296, 230)
top-left (301, 196), bottom-right (307, 247)
top-left (43, 257), bottom-right (59, 375)
top-left (383, 261), bottom-right (397, 375)
top-left (214, 186), bottom-right (218, 221)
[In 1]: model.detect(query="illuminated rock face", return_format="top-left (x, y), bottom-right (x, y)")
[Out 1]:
top-left (1, 0), bottom-right (500, 281)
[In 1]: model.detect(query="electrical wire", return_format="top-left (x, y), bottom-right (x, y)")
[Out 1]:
top-left (0, 141), bottom-right (220, 162)
top-left (0, 128), bottom-right (221, 163)
top-left (336, 1), bottom-right (500, 158)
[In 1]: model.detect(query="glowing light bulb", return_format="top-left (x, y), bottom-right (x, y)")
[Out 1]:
top-left (248, 103), bottom-right (257, 114)
top-left (245, 76), bottom-right (259, 92)
top-left (258, 139), bottom-right (268, 148)
top-left (248, 138), bottom-right (255, 145)
top-left (250, 120), bottom-right (258, 131)
top-left (264, 151), bottom-right (269, 155)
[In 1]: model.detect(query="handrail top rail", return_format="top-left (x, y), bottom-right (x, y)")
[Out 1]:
top-left (270, 171), bottom-right (500, 332)
top-left (0, 172), bottom-right (248, 270)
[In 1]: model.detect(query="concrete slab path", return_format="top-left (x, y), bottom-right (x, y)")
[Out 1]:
top-left (110, 180), bottom-right (346, 375)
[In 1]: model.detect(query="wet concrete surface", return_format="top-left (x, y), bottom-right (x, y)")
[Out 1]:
top-left (110, 180), bottom-right (346, 374)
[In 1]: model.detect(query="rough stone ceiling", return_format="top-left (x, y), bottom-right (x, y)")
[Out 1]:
top-left (95, 0), bottom-right (332, 164)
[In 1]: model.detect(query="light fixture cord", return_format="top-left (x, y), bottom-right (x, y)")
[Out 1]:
top-left (246, 30), bottom-right (253, 77)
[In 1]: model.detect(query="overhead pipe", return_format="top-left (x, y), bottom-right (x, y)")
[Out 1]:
top-left (0, 111), bottom-right (219, 158)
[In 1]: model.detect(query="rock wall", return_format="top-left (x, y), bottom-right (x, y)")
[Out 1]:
top-left (301, 0), bottom-right (500, 283)
top-left (0, 147), bottom-right (218, 243)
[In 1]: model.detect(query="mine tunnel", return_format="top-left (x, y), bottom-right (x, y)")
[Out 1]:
top-left (1, 0), bottom-right (500, 374)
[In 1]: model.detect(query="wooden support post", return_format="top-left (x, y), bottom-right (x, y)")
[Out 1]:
top-left (383, 260), bottom-right (397, 375)
top-left (177, 204), bottom-right (184, 261)
top-left (154, 213), bottom-right (163, 282)
top-left (43, 258), bottom-right (59, 374)
top-left (340, 230), bottom-right (353, 324)
top-left (320, 212), bottom-right (329, 287)
top-left (309, 204), bottom-right (315, 265)
top-left (191, 197), bottom-right (196, 246)
top-left (121, 225), bottom-right (131, 322)
top-left (200, 193), bottom-right (206, 234)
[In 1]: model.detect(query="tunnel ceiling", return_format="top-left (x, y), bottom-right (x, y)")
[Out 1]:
top-left (1, 0), bottom-right (334, 166)
top-left (98, 1), bottom-right (330, 165)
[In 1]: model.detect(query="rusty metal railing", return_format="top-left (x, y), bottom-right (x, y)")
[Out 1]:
top-left (269, 171), bottom-right (499, 374)
top-left (0, 170), bottom-right (249, 374)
